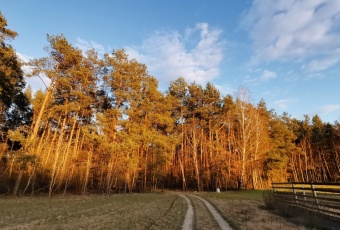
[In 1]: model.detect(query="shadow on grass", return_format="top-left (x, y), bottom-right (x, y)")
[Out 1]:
top-left (262, 190), bottom-right (340, 230)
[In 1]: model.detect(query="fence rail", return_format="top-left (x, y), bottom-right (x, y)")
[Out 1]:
top-left (272, 182), bottom-right (340, 220)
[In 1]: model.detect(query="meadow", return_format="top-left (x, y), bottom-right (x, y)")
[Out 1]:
top-left (0, 190), bottom-right (318, 230)
top-left (0, 193), bottom-right (186, 230)
top-left (197, 190), bottom-right (307, 230)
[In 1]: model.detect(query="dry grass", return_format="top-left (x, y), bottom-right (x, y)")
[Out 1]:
top-left (2, 190), bottom-right (335, 230)
top-left (0, 193), bottom-right (187, 230)
top-left (197, 190), bottom-right (307, 230)
top-left (188, 195), bottom-right (220, 230)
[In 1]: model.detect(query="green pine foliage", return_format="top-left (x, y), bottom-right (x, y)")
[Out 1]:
top-left (0, 13), bottom-right (339, 195)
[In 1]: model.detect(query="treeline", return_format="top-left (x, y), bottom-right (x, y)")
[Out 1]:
top-left (0, 13), bottom-right (339, 195)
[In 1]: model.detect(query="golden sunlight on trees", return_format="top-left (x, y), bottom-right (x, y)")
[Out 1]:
top-left (0, 14), bottom-right (339, 195)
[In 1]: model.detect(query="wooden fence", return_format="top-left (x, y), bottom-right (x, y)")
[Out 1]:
top-left (272, 182), bottom-right (340, 221)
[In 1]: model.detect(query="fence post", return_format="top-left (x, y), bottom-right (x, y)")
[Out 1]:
top-left (292, 183), bottom-right (298, 204)
top-left (302, 184), bottom-right (307, 201)
top-left (311, 183), bottom-right (319, 210)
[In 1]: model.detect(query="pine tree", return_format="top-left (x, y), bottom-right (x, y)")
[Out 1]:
top-left (167, 77), bottom-right (189, 191)
top-left (0, 12), bottom-right (32, 195)
top-left (202, 82), bottom-right (222, 190)
top-left (0, 12), bottom-right (31, 130)
top-left (265, 113), bottom-right (293, 182)
top-left (24, 35), bottom-right (102, 195)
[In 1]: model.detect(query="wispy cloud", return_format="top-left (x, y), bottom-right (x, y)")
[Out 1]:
top-left (306, 56), bottom-right (339, 72)
top-left (273, 99), bottom-right (289, 110)
top-left (17, 52), bottom-right (51, 92)
top-left (244, 69), bottom-right (277, 84)
top-left (75, 38), bottom-right (106, 56)
top-left (125, 23), bottom-right (225, 88)
top-left (241, 0), bottom-right (340, 71)
top-left (315, 105), bottom-right (340, 116)
top-left (262, 87), bottom-right (291, 99)
top-left (261, 70), bottom-right (277, 81)
top-left (215, 83), bottom-right (235, 97)
top-left (16, 52), bottom-right (32, 74)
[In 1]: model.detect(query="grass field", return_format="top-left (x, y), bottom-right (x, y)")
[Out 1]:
top-left (0, 190), bottom-right (318, 230)
top-left (198, 189), bottom-right (265, 201)
top-left (0, 193), bottom-right (186, 230)
top-left (196, 190), bottom-right (308, 230)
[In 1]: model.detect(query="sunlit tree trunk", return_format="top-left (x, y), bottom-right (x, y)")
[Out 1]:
top-left (49, 114), bottom-right (67, 196)
top-left (190, 125), bottom-right (201, 191)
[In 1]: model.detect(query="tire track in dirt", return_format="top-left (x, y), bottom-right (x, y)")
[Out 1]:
top-left (180, 194), bottom-right (233, 230)
top-left (191, 195), bottom-right (233, 230)
top-left (179, 194), bottom-right (194, 230)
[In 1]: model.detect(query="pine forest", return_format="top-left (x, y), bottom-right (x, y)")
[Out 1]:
top-left (0, 13), bottom-right (339, 196)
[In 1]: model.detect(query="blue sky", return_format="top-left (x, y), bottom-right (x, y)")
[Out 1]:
top-left (2, 0), bottom-right (340, 123)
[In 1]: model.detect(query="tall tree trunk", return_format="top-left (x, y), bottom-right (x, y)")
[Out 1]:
top-left (49, 114), bottom-right (67, 196)
top-left (83, 149), bottom-right (92, 195)
top-left (27, 81), bottom-right (54, 148)
top-left (60, 112), bottom-right (78, 185)
top-left (12, 169), bottom-right (23, 196)
top-left (179, 156), bottom-right (187, 192)
top-left (180, 118), bottom-right (187, 192)
top-left (192, 127), bottom-right (201, 191)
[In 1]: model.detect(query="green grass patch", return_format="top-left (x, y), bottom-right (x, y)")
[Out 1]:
top-left (196, 189), bottom-right (267, 201)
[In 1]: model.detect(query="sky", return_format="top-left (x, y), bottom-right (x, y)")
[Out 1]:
top-left (2, 0), bottom-right (340, 123)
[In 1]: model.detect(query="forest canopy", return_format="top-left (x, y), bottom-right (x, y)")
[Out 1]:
top-left (0, 13), bottom-right (339, 195)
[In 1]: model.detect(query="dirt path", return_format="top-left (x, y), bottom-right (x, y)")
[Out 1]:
top-left (179, 194), bottom-right (194, 230)
top-left (180, 194), bottom-right (233, 230)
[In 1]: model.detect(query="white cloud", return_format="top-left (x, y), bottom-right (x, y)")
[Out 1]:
top-left (25, 76), bottom-right (51, 92)
top-left (316, 105), bottom-right (340, 116)
top-left (16, 53), bottom-right (33, 75)
top-left (244, 69), bottom-right (277, 84)
top-left (214, 83), bottom-right (235, 97)
top-left (242, 0), bottom-right (340, 70)
top-left (17, 52), bottom-right (51, 92)
top-left (262, 87), bottom-right (290, 98)
top-left (260, 70), bottom-right (277, 81)
top-left (306, 57), bottom-right (339, 72)
top-left (273, 99), bottom-right (289, 110)
top-left (16, 52), bottom-right (31, 63)
top-left (75, 38), bottom-right (106, 56)
top-left (307, 104), bottom-right (340, 122)
top-left (305, 72), bottom-right (324, 80)
top-left (125, 23), bottom-right (224, 88)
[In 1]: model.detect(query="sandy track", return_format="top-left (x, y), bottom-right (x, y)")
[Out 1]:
top-left (179, 194), bottom-right (194, 230)
top-left (180, 194), bottom-right (233, 230)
